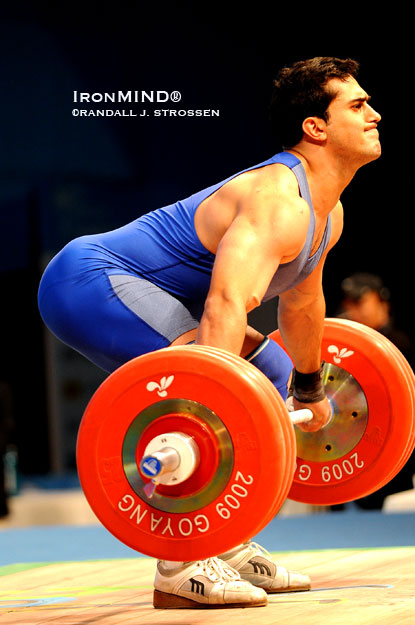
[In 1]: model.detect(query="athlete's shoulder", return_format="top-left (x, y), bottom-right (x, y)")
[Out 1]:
top-left (235, 161), bottom-right (309, 224)
top-left (227, 162), bottom-right (309, 261)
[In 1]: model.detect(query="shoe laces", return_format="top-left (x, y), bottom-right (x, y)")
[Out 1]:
top-left (249, 541), bottom-right (271, 558)
top-left (198, 557), bottom-right (241, 583)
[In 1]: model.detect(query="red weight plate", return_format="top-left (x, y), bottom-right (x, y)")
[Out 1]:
top-left (190, 346), bottom-right (295, 531)
top-left (185, 346), bottom-right (292, 534)
top-left (281, 320), bottom-right (415, 497)
top-left (77, 345), bottom-right (287, 560)
top-left (270, 318), bottom-right (415, 505)
top-left (171, 346), bottom-right (293, 530)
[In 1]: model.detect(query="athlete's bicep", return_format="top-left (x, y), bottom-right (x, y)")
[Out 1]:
top-left (208, 220), bottom-right (280, 311)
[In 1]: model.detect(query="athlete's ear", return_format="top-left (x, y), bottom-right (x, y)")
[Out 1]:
top-left (302, 116), bottom-right (327, 143)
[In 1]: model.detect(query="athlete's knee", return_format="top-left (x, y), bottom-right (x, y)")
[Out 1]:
top-left (170, 328), bottom-right (198, 347)
top-left (245, 337), bottom-right (293, 401)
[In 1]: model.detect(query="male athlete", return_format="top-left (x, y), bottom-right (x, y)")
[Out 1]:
top-left (38, 57), bottom-right (382, 608)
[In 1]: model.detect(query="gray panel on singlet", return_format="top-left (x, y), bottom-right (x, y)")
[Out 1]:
top-left (108, 274), bottom-right (198, 342)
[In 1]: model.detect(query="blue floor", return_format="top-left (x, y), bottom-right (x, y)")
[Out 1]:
top-left (0, 511), bottom-right (414, 567)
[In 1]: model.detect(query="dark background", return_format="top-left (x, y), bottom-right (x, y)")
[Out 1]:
top-left (0, 3), bottom-right (410, 476)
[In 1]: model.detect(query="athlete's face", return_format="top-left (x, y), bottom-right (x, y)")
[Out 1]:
top-left (324, 76), bottom-right (381, 165)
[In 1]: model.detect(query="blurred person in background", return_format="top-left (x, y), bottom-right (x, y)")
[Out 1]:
top-left (338, 272), bottom-right (414, 363)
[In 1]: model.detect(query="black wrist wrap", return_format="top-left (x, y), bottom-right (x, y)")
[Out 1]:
top-left (290, 362), bottom-right (326, 403)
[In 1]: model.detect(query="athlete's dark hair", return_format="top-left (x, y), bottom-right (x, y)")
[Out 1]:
top-left (269, 57), bottom-right (359, 148)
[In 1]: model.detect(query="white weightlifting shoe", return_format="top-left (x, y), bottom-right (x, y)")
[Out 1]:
top-left (153, 557), bottom-right (268, 608)
top-left (219, 542), bottom-right (311, 593)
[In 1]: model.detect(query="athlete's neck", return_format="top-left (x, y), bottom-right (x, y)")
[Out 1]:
top-left (286, 146), bottom-right (358, 217)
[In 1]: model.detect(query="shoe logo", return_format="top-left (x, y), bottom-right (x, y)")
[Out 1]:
top-left (327, 345), bottom-right (354, 364)
top-left (249, 560), bottom-right (271, 576)
top-left (190, 578), bottom-right (205, 595)
top-left (146, 375), bottom-right (174, 397)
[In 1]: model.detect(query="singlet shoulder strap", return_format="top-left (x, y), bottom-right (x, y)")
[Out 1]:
top-left (269, 152), bottom-right (313, 211)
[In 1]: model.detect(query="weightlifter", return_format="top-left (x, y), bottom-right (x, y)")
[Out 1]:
top-left (38, 57), bottom-right (381, 608)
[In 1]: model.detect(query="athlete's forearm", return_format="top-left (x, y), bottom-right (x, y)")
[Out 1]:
top-left (196, 295), bottom-right (248, 355)
top-left (277, 290), bottom-right (326, 373)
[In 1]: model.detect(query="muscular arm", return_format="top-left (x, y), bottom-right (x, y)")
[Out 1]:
top-left (278, 266), bottom-right (326, 374)
top-left (278, 201), bottom-right (344, 431)
top-left (278, 201), bottom-right (344, 372)
top-left (196, 170), bottom-right (308, 354)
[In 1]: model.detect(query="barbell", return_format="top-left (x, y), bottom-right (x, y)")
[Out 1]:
top-left (76, 318), bottom-right (415, 561)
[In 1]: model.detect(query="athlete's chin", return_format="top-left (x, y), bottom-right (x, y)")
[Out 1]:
top-left (370, 143), bottom-right (382, 161)
top-left (363, 142), bottom-right (382, 164)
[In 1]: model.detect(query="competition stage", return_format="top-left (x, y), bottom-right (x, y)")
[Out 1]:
top-left (0, 504), bottom-right (414, 624)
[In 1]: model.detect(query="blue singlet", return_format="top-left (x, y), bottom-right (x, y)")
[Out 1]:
top-left (38, 151), bottom-right (331, 372)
